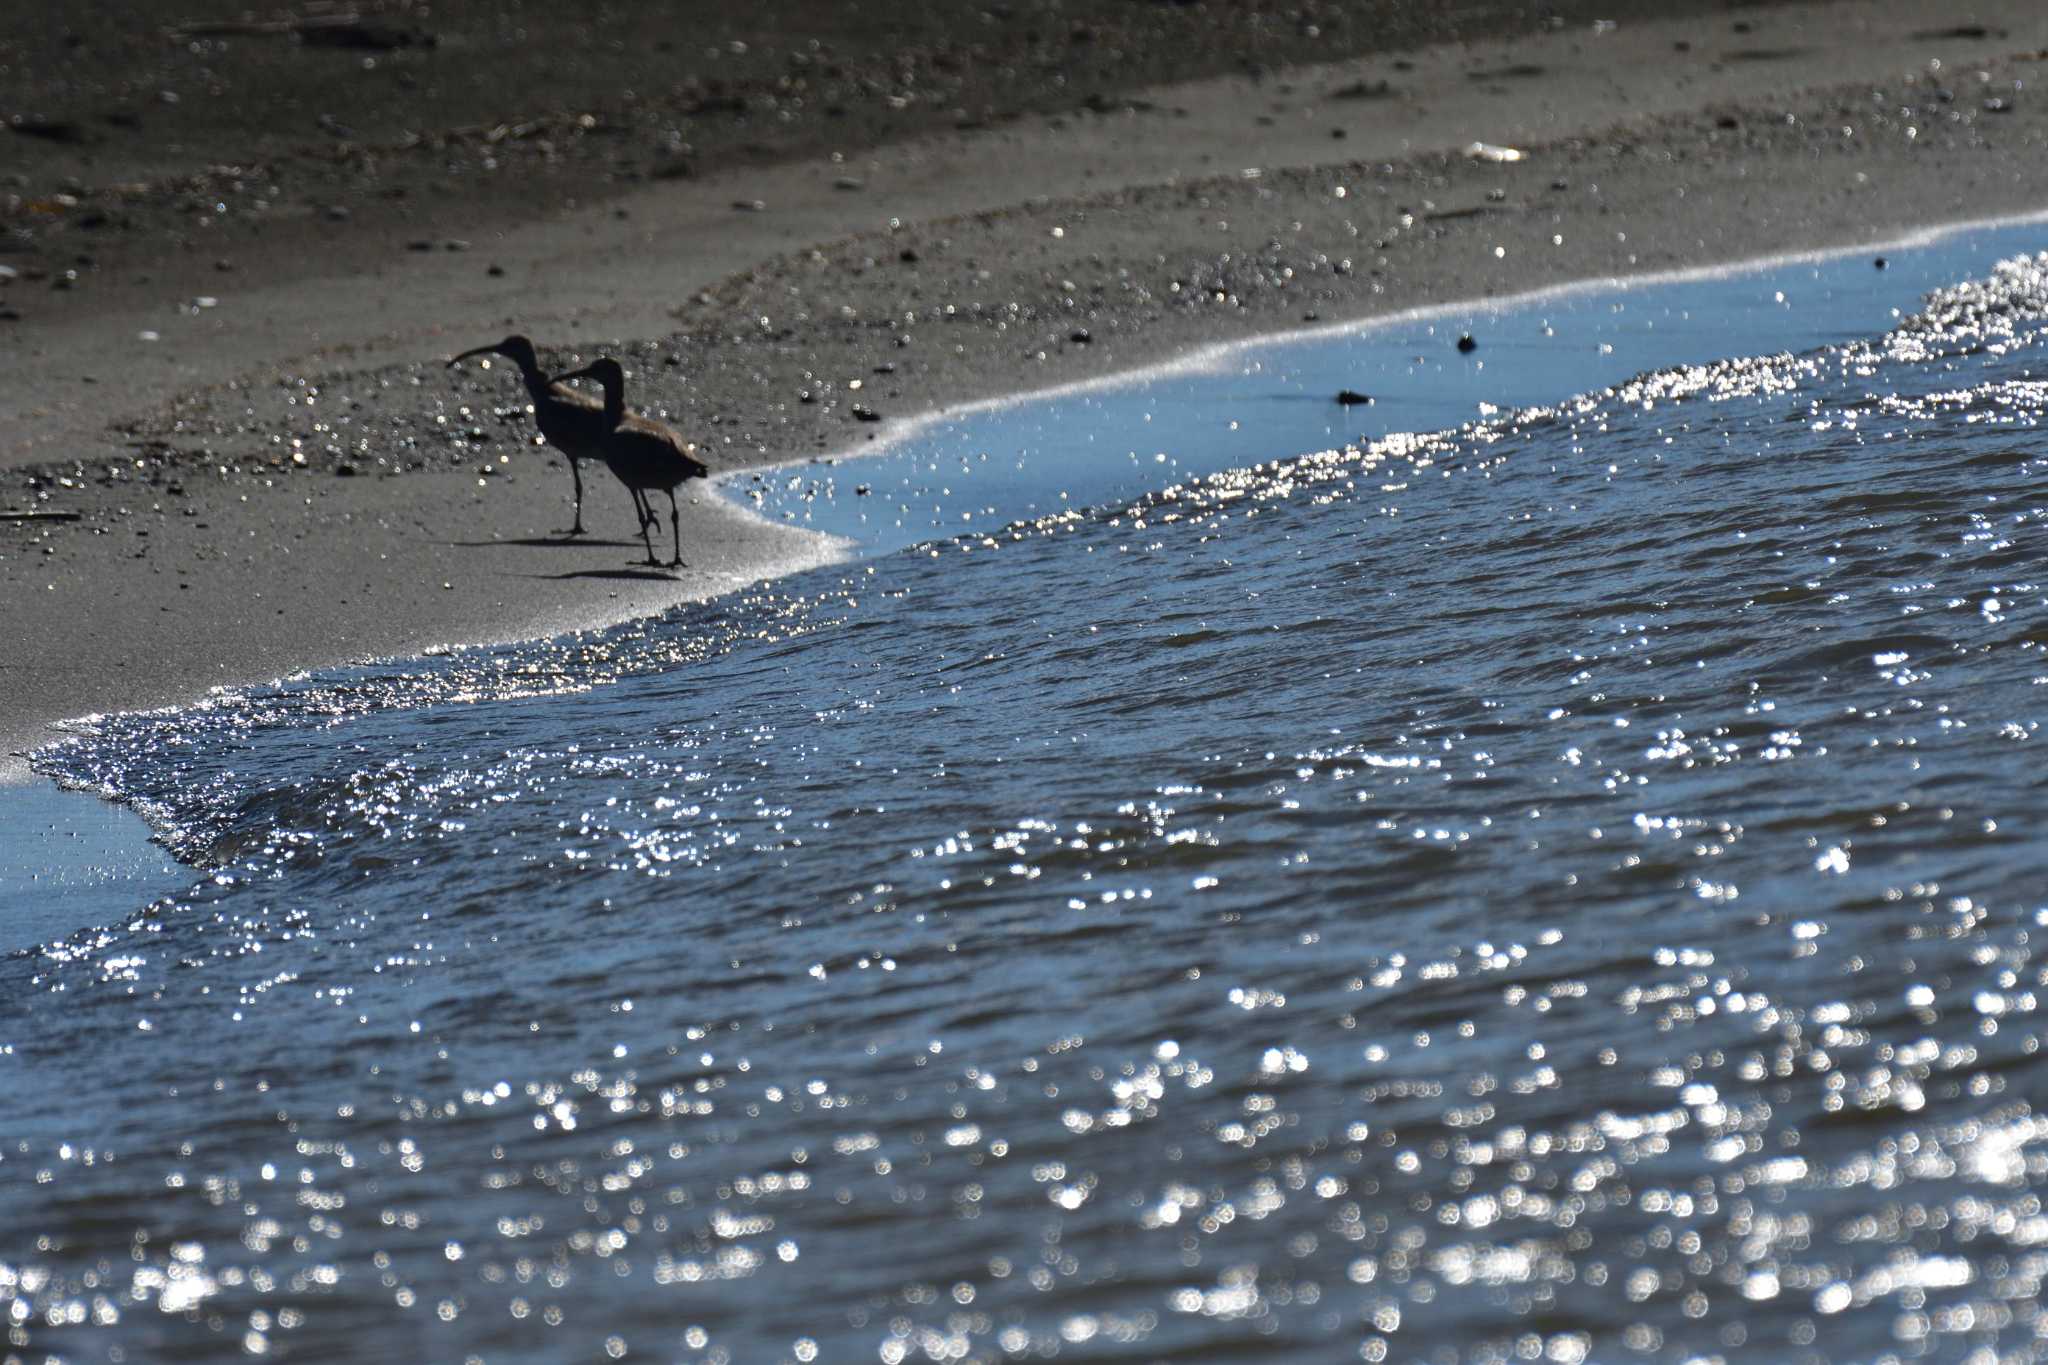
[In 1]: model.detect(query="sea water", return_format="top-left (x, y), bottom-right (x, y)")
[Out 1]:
top-left (8, 222), bottom-right (2048, 1363)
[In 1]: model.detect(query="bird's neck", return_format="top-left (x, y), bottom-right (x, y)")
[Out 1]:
top-left (601, 382), bottom-right (626, 427)
top-left (518, 362), bottom-right (554, 401)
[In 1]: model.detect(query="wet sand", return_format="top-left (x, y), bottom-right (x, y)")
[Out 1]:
top-left (6, 0), bottom-right (2048, 780)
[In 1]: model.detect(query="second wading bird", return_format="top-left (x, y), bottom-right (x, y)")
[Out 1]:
top-left (446, 334), bottom-right (647, 537)
top-left (550, 356), bottom-right (709, 568)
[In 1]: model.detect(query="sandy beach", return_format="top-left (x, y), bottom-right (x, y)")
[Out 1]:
top-left (6, 0), bottom-right (2047, 781)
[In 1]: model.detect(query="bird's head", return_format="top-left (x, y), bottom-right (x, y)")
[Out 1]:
top-left (447, 334), bottom-right (540, 371)
top-left (550, 357), bottom-right (625, 391)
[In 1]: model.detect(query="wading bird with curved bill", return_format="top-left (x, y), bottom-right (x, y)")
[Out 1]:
top-left (446, 334), bottom-right (650, 537)
top-left (550, 356), bottom-right (709, 569)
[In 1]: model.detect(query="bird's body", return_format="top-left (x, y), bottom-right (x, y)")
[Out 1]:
top-left (448, 334), bottom-right (640, 536)
top-left (551, 357), bottom-right (708, 568)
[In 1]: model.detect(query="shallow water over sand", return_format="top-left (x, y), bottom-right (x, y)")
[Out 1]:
top-left (12, 228), bottom-right (2048, 1362)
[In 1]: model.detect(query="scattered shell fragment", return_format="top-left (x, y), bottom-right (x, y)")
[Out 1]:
top-left (1463, 141), bottom-right (1525, 163)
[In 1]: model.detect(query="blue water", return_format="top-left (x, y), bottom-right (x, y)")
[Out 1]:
top-left (0, 785), bottom-right (183, 950)
top-left (744, 230), bottom-right (1985, 555)
top-left (10, 222), bottom-right (2048, 1363)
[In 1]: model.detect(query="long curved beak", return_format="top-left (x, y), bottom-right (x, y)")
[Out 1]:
top-left (447, 343), bottom-right (504, 368)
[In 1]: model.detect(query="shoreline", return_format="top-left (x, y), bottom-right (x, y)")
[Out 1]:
top-left (18, 206), bottom-right (2043, 800)
top-left (8, 0), bottom-right (2048, 784)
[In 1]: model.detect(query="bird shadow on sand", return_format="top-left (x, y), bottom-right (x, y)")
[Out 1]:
top-left (524, 567), bottom-right (681, 583)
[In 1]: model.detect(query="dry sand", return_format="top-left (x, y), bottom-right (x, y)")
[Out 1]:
top-left (5, 0), bottom-right (2048, 782)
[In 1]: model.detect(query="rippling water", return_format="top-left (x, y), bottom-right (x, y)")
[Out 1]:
top-left (13, 232), bottom-right (2048, 1363)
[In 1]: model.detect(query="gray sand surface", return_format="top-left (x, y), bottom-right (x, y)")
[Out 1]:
top-left (5, 0), bottom-right (2047, 779)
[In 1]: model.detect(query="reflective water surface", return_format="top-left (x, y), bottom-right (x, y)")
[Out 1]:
top-left (11, 233), bottom-right (2048, 1363)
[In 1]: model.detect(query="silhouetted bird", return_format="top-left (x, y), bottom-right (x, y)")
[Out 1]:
top-left (447, 334), bottom-right (645, 536)
top-left (550, 357), bottom-right (709, 568)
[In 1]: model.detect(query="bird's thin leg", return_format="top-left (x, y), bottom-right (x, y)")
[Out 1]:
top-left (667, 489), bottom-right (682, 567)
top-left (638, 493), bottom-right (659, 566)
top-left (566, 457), bottom-right (587, 536)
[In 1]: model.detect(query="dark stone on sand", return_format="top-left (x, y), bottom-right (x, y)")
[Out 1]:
top-left (1335, 389), bottom-right (1372, 406)
top-left (1874, 256), bottom-right (1887, 270)
top-left (298, 20), bottom-right (435, 52)
top-left (899, 249), bottom-right (920, 263)
top-left (1456, 334), bottom-right (1477, 353)
top-left (487, 264), bottom-right (505, 277)
top-left (1070, 328), bottom-right (1091, 343)
top-left (9, 118), bottom-right (89, 145)
top-left (336, 462), bottom-right (359, 477)
top-left (851, 405), bottom-right (881, 422)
